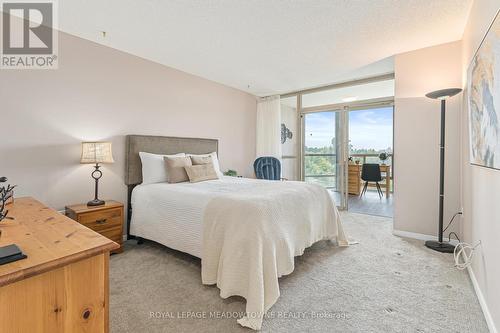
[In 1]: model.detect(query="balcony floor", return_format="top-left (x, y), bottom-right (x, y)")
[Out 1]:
top-left (331, 190), bottom-right (393, 218)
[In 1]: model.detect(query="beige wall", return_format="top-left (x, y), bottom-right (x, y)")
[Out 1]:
top-left (0, 29), bottom-right (257, 212)
top-left (394, 41), bottom-right (463, 236)
top-left (461, 0), bottom-right (500, 330)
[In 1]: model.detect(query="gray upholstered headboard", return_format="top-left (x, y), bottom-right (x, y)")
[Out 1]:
top-left (125, 135), bottom-right (219, 186)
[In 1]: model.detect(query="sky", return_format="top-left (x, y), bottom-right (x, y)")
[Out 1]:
top-left (304, 107), bottom-right (393, 151)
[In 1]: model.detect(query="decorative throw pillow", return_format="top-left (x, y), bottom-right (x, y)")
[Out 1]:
top-left (164, 156), bottom-right (192, 183)
top-left (190, 155), bottom-right (212, 165)
top-left (184, 163), bottom-right (218, 183)
top-left (139, 152), bottom-right (185, 184)
top-left (187, 152), bottom-right (223, 177)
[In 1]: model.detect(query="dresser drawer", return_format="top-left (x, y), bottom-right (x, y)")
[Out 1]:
top-left (348, 183), bottom-right (359, 191)
top-left (78, 208), bottom-right (122, 232)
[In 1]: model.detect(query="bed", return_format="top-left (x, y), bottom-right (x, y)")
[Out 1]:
top-left (125, 135), bottom-right (348, 330)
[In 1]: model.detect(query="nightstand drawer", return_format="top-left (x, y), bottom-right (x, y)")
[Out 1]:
top-left (100, 227), bottom-right (123, 253)
top-left (79, 208), bottom-right (122, 232)
top-left (99, 225), bottom-right (123, 241)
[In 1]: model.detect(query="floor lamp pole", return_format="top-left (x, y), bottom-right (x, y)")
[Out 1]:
top-left (438, 99), bottom-right (445, 244)
top-left (424, 87), bottom-right (462, 253)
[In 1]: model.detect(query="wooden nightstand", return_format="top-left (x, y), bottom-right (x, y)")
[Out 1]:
top-left (66, 201), bottom-right (124, 254)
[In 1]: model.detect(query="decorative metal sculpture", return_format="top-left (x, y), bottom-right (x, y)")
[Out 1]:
top-left (281, 123), bottom-right (293, 144)
top-left (0, 177), bottom-right (15, 222)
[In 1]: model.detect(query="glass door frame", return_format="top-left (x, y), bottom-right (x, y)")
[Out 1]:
top-left (347, 102), bottom-right (395, 196)
top-left (298, 98), bottom-right (394, 211)
top-left (281, 74), bottom-right (395, 211)
top-left (300, 107), bottom-right (349, 210)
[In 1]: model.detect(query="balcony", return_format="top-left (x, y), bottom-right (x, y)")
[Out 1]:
top-left (304, 153), bottom-right (393, 189)
top-left (304, 153), bottom-right (393, 217)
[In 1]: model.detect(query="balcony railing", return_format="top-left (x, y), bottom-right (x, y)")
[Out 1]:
top-left (303, 153), bottom-right (393, 191)
top-left (349, 153), bottom-right (393, 166)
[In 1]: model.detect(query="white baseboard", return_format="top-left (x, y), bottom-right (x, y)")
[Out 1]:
top-left (392, 229), bottom-right (459, 246)
top-left (464, 254), bottom-right (498, 333)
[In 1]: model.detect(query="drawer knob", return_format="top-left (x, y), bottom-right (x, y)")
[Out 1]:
top-left (96, 219), bottom-right (107, 224)
top-left (82, 309), bottom-right (91, 320)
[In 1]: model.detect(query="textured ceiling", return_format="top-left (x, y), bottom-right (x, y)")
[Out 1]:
top-left (58, 0), bottom-right (472, 96)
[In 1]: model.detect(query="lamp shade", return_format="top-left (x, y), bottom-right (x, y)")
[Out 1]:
top-left (80, 142), bottom-right (114, 164)
top-left (425, 88), bottom-right (462, 100)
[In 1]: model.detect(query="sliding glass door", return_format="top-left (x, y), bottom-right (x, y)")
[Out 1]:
top-left (282, 75), bottom-right (395, 215)
top-left (302, 109), bottom-right (348, 209)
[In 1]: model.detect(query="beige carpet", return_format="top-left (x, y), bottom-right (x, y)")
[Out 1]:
top-left (109, 212), bottom-right (488, 332)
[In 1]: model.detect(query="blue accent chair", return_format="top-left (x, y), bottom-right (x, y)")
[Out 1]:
top-left (254, 157), bottom-right (281, 180)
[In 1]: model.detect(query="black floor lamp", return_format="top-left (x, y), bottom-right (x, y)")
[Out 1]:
top-left (424, 88), bottom-right (462, 253)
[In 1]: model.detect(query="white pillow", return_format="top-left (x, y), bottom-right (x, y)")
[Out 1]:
top-left (187, 152), bottom-right (222, 177)
top-left (139, 152), bottom-right (185, 184)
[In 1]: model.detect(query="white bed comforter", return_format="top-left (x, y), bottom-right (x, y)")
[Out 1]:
top-left (201, 178), bottom-right (347, 330)
top-left (131, 177), bottom-right (347, 330)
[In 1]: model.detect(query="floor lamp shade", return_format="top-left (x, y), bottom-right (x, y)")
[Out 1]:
top-left (80, 142), bottom-right (114, 206)
top-left (425, 88), bottom-right (462, 100)
top-left (424, 88), bottom-right (462, 253)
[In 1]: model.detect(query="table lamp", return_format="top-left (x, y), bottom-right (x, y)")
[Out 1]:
top-left (424, 88), bottom-right (462, 253)
top-left (81, 142), bottom-right (114, 206)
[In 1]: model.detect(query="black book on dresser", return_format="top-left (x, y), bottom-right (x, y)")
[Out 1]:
top-left (0, 244), bottom-right (27, 265)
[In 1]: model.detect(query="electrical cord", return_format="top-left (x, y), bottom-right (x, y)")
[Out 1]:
top-left (444, 212), bottom-right (462, 243)
top-left (454, 241), bottom-right (481, 270)
top-left (443, 212), bottom-right (462, 233)
top-left (442, 211), bottom-right (480, 270)
top-left (448, 231), bottom-right (460, 243)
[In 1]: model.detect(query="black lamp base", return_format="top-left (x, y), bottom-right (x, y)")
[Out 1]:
top-left (87, 163), bottom-right (105, 207)
top-left (425, 240), bottom-right (455, 253)
top-left (87, 199), bottom-right (105, 207)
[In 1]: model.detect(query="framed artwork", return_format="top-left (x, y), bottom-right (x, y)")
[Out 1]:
top-left (468, 11), bottom-right (500, 170)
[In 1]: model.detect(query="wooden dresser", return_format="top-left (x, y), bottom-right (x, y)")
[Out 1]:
top-left (0, 197), bottom-right (119, 333)
top-left (348, 163), bottom-right (361, 195)
top-left (66, 201), bottom-right (124, 254)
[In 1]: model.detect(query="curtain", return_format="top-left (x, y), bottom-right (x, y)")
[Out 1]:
top-left (256, 95), bottom-right (282, 158)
